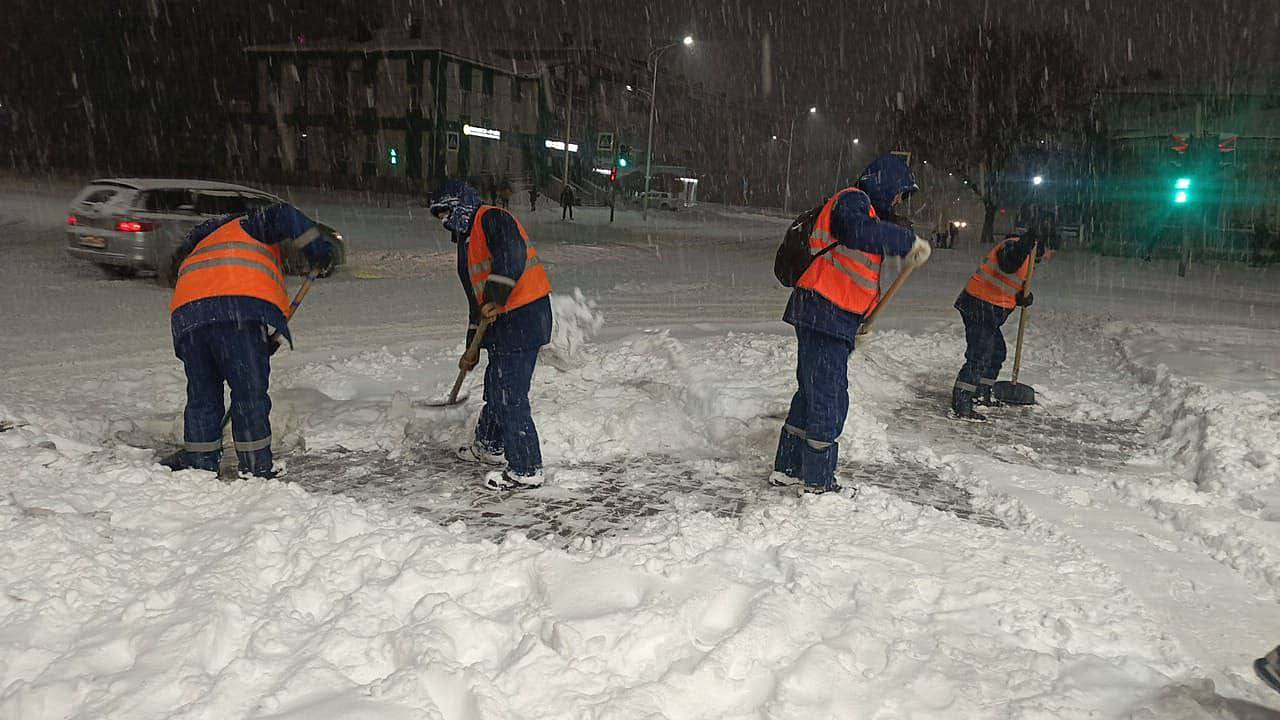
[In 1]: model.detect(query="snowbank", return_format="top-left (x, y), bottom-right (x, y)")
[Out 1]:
top-left (0, 422), bottom-right (1191, 719)
top-left (1104, 322), bottom-right (1280, 593)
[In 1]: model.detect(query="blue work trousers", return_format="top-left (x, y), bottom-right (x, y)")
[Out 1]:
top-left (773, 326), bottom-right (856, 490)
top-left (474, 349), bottom-right (543, 476)
top-left (954, 297), bottom-right (1010, 401)
top-left (176, 322), bottom-right (273, 475)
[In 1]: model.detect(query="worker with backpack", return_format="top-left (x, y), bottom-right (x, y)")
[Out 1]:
top-left (770, 155), bottom-right (932, 494)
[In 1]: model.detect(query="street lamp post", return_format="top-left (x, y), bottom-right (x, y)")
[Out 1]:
top-left (782, 106), bottom-right (816, 217)
top-left (642, 35), bottom-right (693, 221)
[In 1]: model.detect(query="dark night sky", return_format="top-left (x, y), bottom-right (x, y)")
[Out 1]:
top-left (2, 0), bottom-right (1276, 178)
top-left (432, 0), bottom-right (1280, 111)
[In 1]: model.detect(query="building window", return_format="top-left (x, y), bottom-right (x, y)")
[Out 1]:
top-left (483, 70), bottom-right (494, 96)
top-left (459, 65), bottom-right (472, 92)
top-left (446, 131), bottom-right (460, 152)
top-left (512, 77), bottom-right (522, 101)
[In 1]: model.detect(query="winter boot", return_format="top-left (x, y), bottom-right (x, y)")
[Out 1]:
top-left (158, 450), bottom-right (186, 471)
top-left (950, 385), bottom-right (989, 423)
top-left (973, 384), bottom-right (1003, 408)
top-left (457, 443), bottom-right (505, 465)
top-left (801, 479), bottom-right (857, 498)
top-left (484, 467), bottom-right (545, 491)
top-left (768, 470), bottom-right (802, 488)
top-left (1255, 646), bottom-right (1280, 696)
top-left (238, 463), bottom-right (287, 481)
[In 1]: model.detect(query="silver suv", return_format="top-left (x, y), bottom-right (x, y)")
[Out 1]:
top-left (65, 178), bottom-right (346, 285)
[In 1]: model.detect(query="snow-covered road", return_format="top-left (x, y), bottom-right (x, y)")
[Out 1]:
top-left (2, 181), bottom-right (1280, 719)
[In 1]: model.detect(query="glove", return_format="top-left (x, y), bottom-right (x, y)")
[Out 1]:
top-left (887, 210), bottom-right (914, 230)
top-left (1015, 290), bottom-right (1034, 307)
top-left (303, 238), bottom-right (335, 275)
top-left (265, 328), bottom-right (285, 356)
top-left (906, 235), bottom-right (933, 267)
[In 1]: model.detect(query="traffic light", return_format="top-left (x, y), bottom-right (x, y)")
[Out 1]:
top-left (610, 166), bottom-right (618, 183)
top-left (617, 144), bottom-right (631, 168)
top-left (1172, 177), bottom-right (1191, 205)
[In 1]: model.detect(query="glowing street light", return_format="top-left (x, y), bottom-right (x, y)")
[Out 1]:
top-left (643, 35), bottom-right (696, 220)
top-left (783, 106), bottom-right (818, 215)
top-left (1032, 175), bottom-right (1045, 186)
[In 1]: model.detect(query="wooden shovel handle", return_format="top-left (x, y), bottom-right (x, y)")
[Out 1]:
top-left (447, 317), bottom-right (493, 404)
top-left (1009, 243), bottom-right (1040, 383)
top-left (857, 261), bottom-right (917, 336)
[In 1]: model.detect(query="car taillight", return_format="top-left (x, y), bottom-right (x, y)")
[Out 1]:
top-left (67, 215), bottom-right (78, 225)
top-left (115, 220), bottom-right (154, 232)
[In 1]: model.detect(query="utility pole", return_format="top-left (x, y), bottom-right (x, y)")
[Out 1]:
top-left (642, 53), bottom-right (661, 221)
top-left (642, 36), bottom-right (693, 221)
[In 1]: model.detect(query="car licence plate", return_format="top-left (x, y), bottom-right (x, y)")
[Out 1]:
top-left (79, 236), bottom-right (107, 248)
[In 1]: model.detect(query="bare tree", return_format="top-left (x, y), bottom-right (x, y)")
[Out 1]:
top-left (899, 26), bottom-right (1094, 244)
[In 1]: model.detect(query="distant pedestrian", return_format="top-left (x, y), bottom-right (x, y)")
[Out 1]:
top-left (560, 185), bottom-right (575, 221)
top-left (1251, 221), bottom-right (1274, 267)
top-left (528, 187), bottom-right (539, 212)
top-left (948, 223), bottom-right (959, 248)
top-left (499, 182), bottom-right (513, 210)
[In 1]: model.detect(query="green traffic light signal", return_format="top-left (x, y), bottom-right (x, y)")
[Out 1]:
top-left (618, 157), bottom-right (628, 168)
top-left (1172, 175), bottom-right (1192, 203)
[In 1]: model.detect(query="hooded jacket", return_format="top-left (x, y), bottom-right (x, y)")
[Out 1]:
top-left (783, 155), bottom-right (919, 343)
top-left (429, 180), bottom-right (552, 352)
top-left (169, 203), bottom-right (330, 351)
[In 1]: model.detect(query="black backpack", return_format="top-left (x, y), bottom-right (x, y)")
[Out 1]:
top-left (774, 204), bottom-right (837, 287)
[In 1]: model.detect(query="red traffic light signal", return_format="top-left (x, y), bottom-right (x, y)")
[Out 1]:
top-left (610, 167), bottom-right (618, 182)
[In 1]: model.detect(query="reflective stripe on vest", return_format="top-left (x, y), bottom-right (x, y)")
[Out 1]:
top-left (964, 238), bottom-right (1030, 310)
top-left (170, 219), bottom-right (290, 315)
top-left (466, 206), bottom-right (552, 311)
top-left (796, 187), bottom-right (883, 313)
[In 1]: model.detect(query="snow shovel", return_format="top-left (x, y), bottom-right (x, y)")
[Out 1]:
top-left (856, 261), bottom-right (918, 337)
top-left (159, 272), bottom-right (317, 468)
top-left (993, 250), bottom-right (1039, 406)
top-left (418, 317), bottom-right (493, 408)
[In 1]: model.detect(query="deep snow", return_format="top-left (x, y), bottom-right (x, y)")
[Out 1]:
top-left (2, 180), bottom-right (1280, 719)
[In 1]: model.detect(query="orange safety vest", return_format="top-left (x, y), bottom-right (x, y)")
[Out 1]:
top-left (796, 187), bottom-right (883, 314)
top-left (965, 237), bottom-right (1031, 310)
top-left (170, 218), bottom-right (290, 315)
top-left (467, 206), bottom-right (551, 311)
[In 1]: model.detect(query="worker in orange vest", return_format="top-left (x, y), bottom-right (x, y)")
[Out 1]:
top-left (951, 232), bottom-right (1053, 422)
top-left (770, 155), bottom-right (932, 494)
top-left (165, 203), bottom-right (335, 477)
top-left (429, 180), bottom-right (553, 491)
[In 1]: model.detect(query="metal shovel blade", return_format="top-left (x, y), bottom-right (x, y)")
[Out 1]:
top-left (992, 380), bottom-right (1036, 406)
top-left (415, 392), bottom-right (471, 408)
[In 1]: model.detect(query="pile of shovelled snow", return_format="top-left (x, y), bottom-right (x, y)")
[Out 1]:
top-left (1, 413), bottom-right (1195, 719)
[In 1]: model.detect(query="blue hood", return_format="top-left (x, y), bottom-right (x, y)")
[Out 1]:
top-left (428, 180), bottom-right (483, 236)
top-left (855, 155), bottom-right (919, 218)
